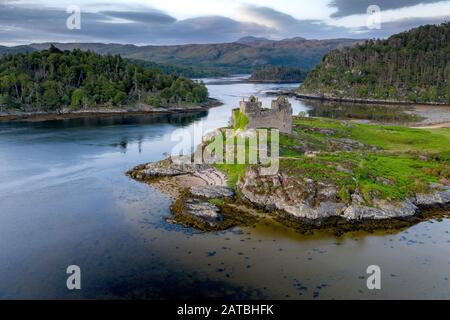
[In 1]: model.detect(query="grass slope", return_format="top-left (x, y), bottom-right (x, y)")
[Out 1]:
top-left (216, 117), bottom-right (450, 205)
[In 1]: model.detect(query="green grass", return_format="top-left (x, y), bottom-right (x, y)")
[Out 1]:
top-left (232, 109), bottom-right (249, 130)
top-left (294, 117), bottom-right (450, 153)
top-left (350, 125), bottom-right (449, 153)
top-left (213, 116), bottom-right (450, 203)
top-left (208, 198), bottom-right (224, 206)
top-left (214, 163), bottom-right (248, 190)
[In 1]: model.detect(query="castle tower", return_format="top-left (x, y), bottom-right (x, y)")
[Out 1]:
top-left (240, 96), bottom-right (262, 114)
top-left (234, 96), bottom-right (293, 134)
top-left (271, 96), bottom-right (292, 113)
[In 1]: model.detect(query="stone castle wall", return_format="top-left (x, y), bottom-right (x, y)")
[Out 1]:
top-left (236, 96), bottom-right (292, 134)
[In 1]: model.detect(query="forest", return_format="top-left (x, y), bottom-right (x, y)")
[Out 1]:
top-left (0, 45), bottom-right (208, 112)
top-left (249, 66), bottom-right (308, 83)
top-left (300, 22), bottom-right (450, 104)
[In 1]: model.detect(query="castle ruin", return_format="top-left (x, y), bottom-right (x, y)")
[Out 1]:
top-left (234, 96), bottom-right (293, 134)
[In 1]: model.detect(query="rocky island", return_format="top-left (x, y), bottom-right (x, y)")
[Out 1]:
top-left (128, 96), bottom-right (450, 235)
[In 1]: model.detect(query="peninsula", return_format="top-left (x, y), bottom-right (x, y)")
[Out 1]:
top-left (128, 96), bottom-right (450, 235)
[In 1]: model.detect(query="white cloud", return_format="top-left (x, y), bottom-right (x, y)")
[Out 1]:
top-left (327, 0), bottom-right (450, 29)
top-left (1, 0), bottom-right (449, 45)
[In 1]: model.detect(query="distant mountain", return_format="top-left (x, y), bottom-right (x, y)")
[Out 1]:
top-left (0, 45), bottom-right (35, 55)
top-left (300, 23), bottom-right (450, 104)
top-left (4, 37), bottom-right (362, 77)
top-left (235, 36), bottom-right (274, 46)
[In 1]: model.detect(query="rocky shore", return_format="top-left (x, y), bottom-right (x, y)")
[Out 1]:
top-left (0, 99), bottom-right (222, 122)
top-left (127, 155), bottom-right (450, 235)
top-left (127, 157), bottom-right (259, 230)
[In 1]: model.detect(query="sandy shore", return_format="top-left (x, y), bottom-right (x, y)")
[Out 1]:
top-left (151, 175), bottom-right (210, 199)
top-left (408, 105), bottom-right (450, 128)
top-left (0, 99), bottom-right (222, 122)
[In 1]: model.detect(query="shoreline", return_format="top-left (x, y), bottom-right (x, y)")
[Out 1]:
top-left (411, 122), bottom-right (450, 129)
top-left (127, 156), bottom-right (450, 235)
top-left (267, 90), bottom-right (450, 128)
top-left (0, 98), bottom-right (222, 122)
top-left (247, 79), bottom-right (302, 84)
top-left (267, 90), bottom-right (450, 107)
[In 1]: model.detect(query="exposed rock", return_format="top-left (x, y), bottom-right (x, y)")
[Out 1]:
top-left (237, 167), bottom-right (443, 222)
top-left (351, 192), bottom-right (365, 205)
top-left (335, 165), bottom-right (354, 175)
top-left (343, 198), bottom-right (419, 220)
top-left (318, 129), bottom-right (336, 136)
top-left (372, 198), bottom-right (419, 218)
top-left (128, 154), bottom-right (450, 232)
top-left (192, 168), bottom-right (228, 186)
top-left (329, 138), bottom-right (368, 151)
top-left (415, 185), bottom-right (450, 208)
top-left (174, 199), bottom-right (223, 227)
top-left (281, 202), bottom-right (347, 220)
top-left (129, 156), bottom-right (210, 180)
top-left (147, 158), bottom-right (205, 176)
top-left (376, 177), bottom-right (395, 186)
top-left (342, 205), bottom-right (388, 220)
top-left (238, 168), bottom-right (346, 220)
top-left (317, 183), bottom-right (338, 202)
top-left (190, 186), bottom-right (234, 199)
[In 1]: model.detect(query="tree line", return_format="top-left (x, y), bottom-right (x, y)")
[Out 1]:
top-left (249, 66), bottom-right (308, 83)
top-left (300, 22), bottom-right (450, 103)
top-left (0, 45), bottom-right (208, 112)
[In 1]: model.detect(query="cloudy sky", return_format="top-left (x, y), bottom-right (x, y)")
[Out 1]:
top-left (0, 0), bottom-right (449, 46)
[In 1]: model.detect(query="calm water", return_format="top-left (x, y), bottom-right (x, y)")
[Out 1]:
top-left (0, 77), bottom-right (449, 299)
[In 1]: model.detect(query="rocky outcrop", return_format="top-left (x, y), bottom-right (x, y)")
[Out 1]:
top-left (172, 198), bottom-right (224, 228)
top-left (415, 184), bottom-right (450, 208)
top-left (128, 156), bottom-right (234, 229)
top-left (128, 156), bottom-right (449, 232)
top-left (237, 168), bottom-right (347, 220)
top-left (343, 199), bottom-right (418, 220)
top-left (238, 167), bottom-right (450, 222)
top-left (128, 156), bottom-right (210, 180)
top-left (190, 186), bottom-right (234, 199)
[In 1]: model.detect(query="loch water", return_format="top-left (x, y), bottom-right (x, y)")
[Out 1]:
top-left (0, 77), bottom-right (449, 299)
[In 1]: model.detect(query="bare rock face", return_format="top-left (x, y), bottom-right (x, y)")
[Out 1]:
top-left (415, 185), bottom-right (450, 208)
top-left (328, 138), bottom-right (375, 152)
top-left (373, 199), bottom-right (419, 218)
top-left (343, 199), bottom-right (419, 220)
top-left (342, 205), bottom-right (387, 220)
top-left (175, 199), bottom-right (224, 228)
top-left (237, 168), bottom-right (448, 222)
top-left (145, 158), bottom-right (208, 176)
top-left (190, 186), bottom-right (234, 199)
top-left (238, 168), bottom-right (347, 220)
top-left (129, 156), bottom-right (210, 180)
